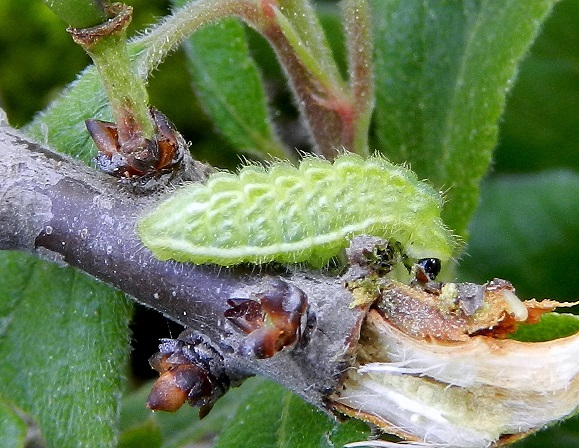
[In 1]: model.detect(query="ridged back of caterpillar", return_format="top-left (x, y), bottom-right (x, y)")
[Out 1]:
top-left (138, 153), bottom-right (455, 267)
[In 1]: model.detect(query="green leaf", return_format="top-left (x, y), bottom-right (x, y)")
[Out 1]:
top-left (457, 170), bottom-right (579, 301)
top-left (370, 0), bottom-right (559, 238)
top-left (181, 17), bottom-right (287, 159)
top-left (120, 377), bottom-right (266, 448)
top-left (513, 413), bottom-right (579, 448)
top-left (118, 420), bottom-right (163, 448)
top-left (510, 313), bottom-right (579, 343)
top-left (0, 251), bottom-right (133, 448)
top-left (0, 399), bottom-right (28, 448)
top-left (122, 378), bottom-right (369, 448)
top-left (495, 0), bottom-right (579, 173)
top-left (327, 419), bottom-right (373, 448)
top-left (214, 379), bottom-right (369, 448)
top-left (23, 65), bottom-right (112, 163)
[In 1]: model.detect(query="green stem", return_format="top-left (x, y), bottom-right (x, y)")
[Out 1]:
top-left (271, 6), bottom-right (344, 96)
top-left (135, 0), bottom-right (260, 77)
top-left (274, 0), bottom-right (346, 91)
top-left (43, 0), bottom-right (366, 158)
top-left (135, 0), bottom-right (357, 157)
top-left (70, 3), bottom-right (154, 140)
top-left (343, 0), bottom-right (373, 156)
top-left (42, 0), bottom-right (108, 28)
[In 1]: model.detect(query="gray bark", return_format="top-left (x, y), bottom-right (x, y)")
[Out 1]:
top-left (0, 121), bottom-right (365, 409)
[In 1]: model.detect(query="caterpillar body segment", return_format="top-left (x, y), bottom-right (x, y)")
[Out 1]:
top-left (137, 154), bottom-right (455, 267)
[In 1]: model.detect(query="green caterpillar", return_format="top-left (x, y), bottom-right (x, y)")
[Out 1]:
top-left (137, 153), bottom-right (455, 267)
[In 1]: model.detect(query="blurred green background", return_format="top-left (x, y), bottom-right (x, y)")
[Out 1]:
top-left (0, 0), bottom-right (577, 446)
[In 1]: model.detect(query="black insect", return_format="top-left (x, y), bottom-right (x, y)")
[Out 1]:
top-left (416, 257), bottom-right (442, 282)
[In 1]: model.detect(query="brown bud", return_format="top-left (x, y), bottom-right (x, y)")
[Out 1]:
top-left (147, 365), bottom-right (199, 412)
top-left (225, 278), bottom-right (313, 358)
top-left (147, 331), bottom-right (229, 416)
top-left (87, 107), bottom-right (184, 179)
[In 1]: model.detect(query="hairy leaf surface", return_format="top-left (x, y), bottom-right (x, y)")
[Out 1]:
top-left (370, 0), bottom-right (559, 237)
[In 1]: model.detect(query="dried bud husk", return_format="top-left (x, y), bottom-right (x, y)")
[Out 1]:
top-left (332, 278), bottom-right (579, 447)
